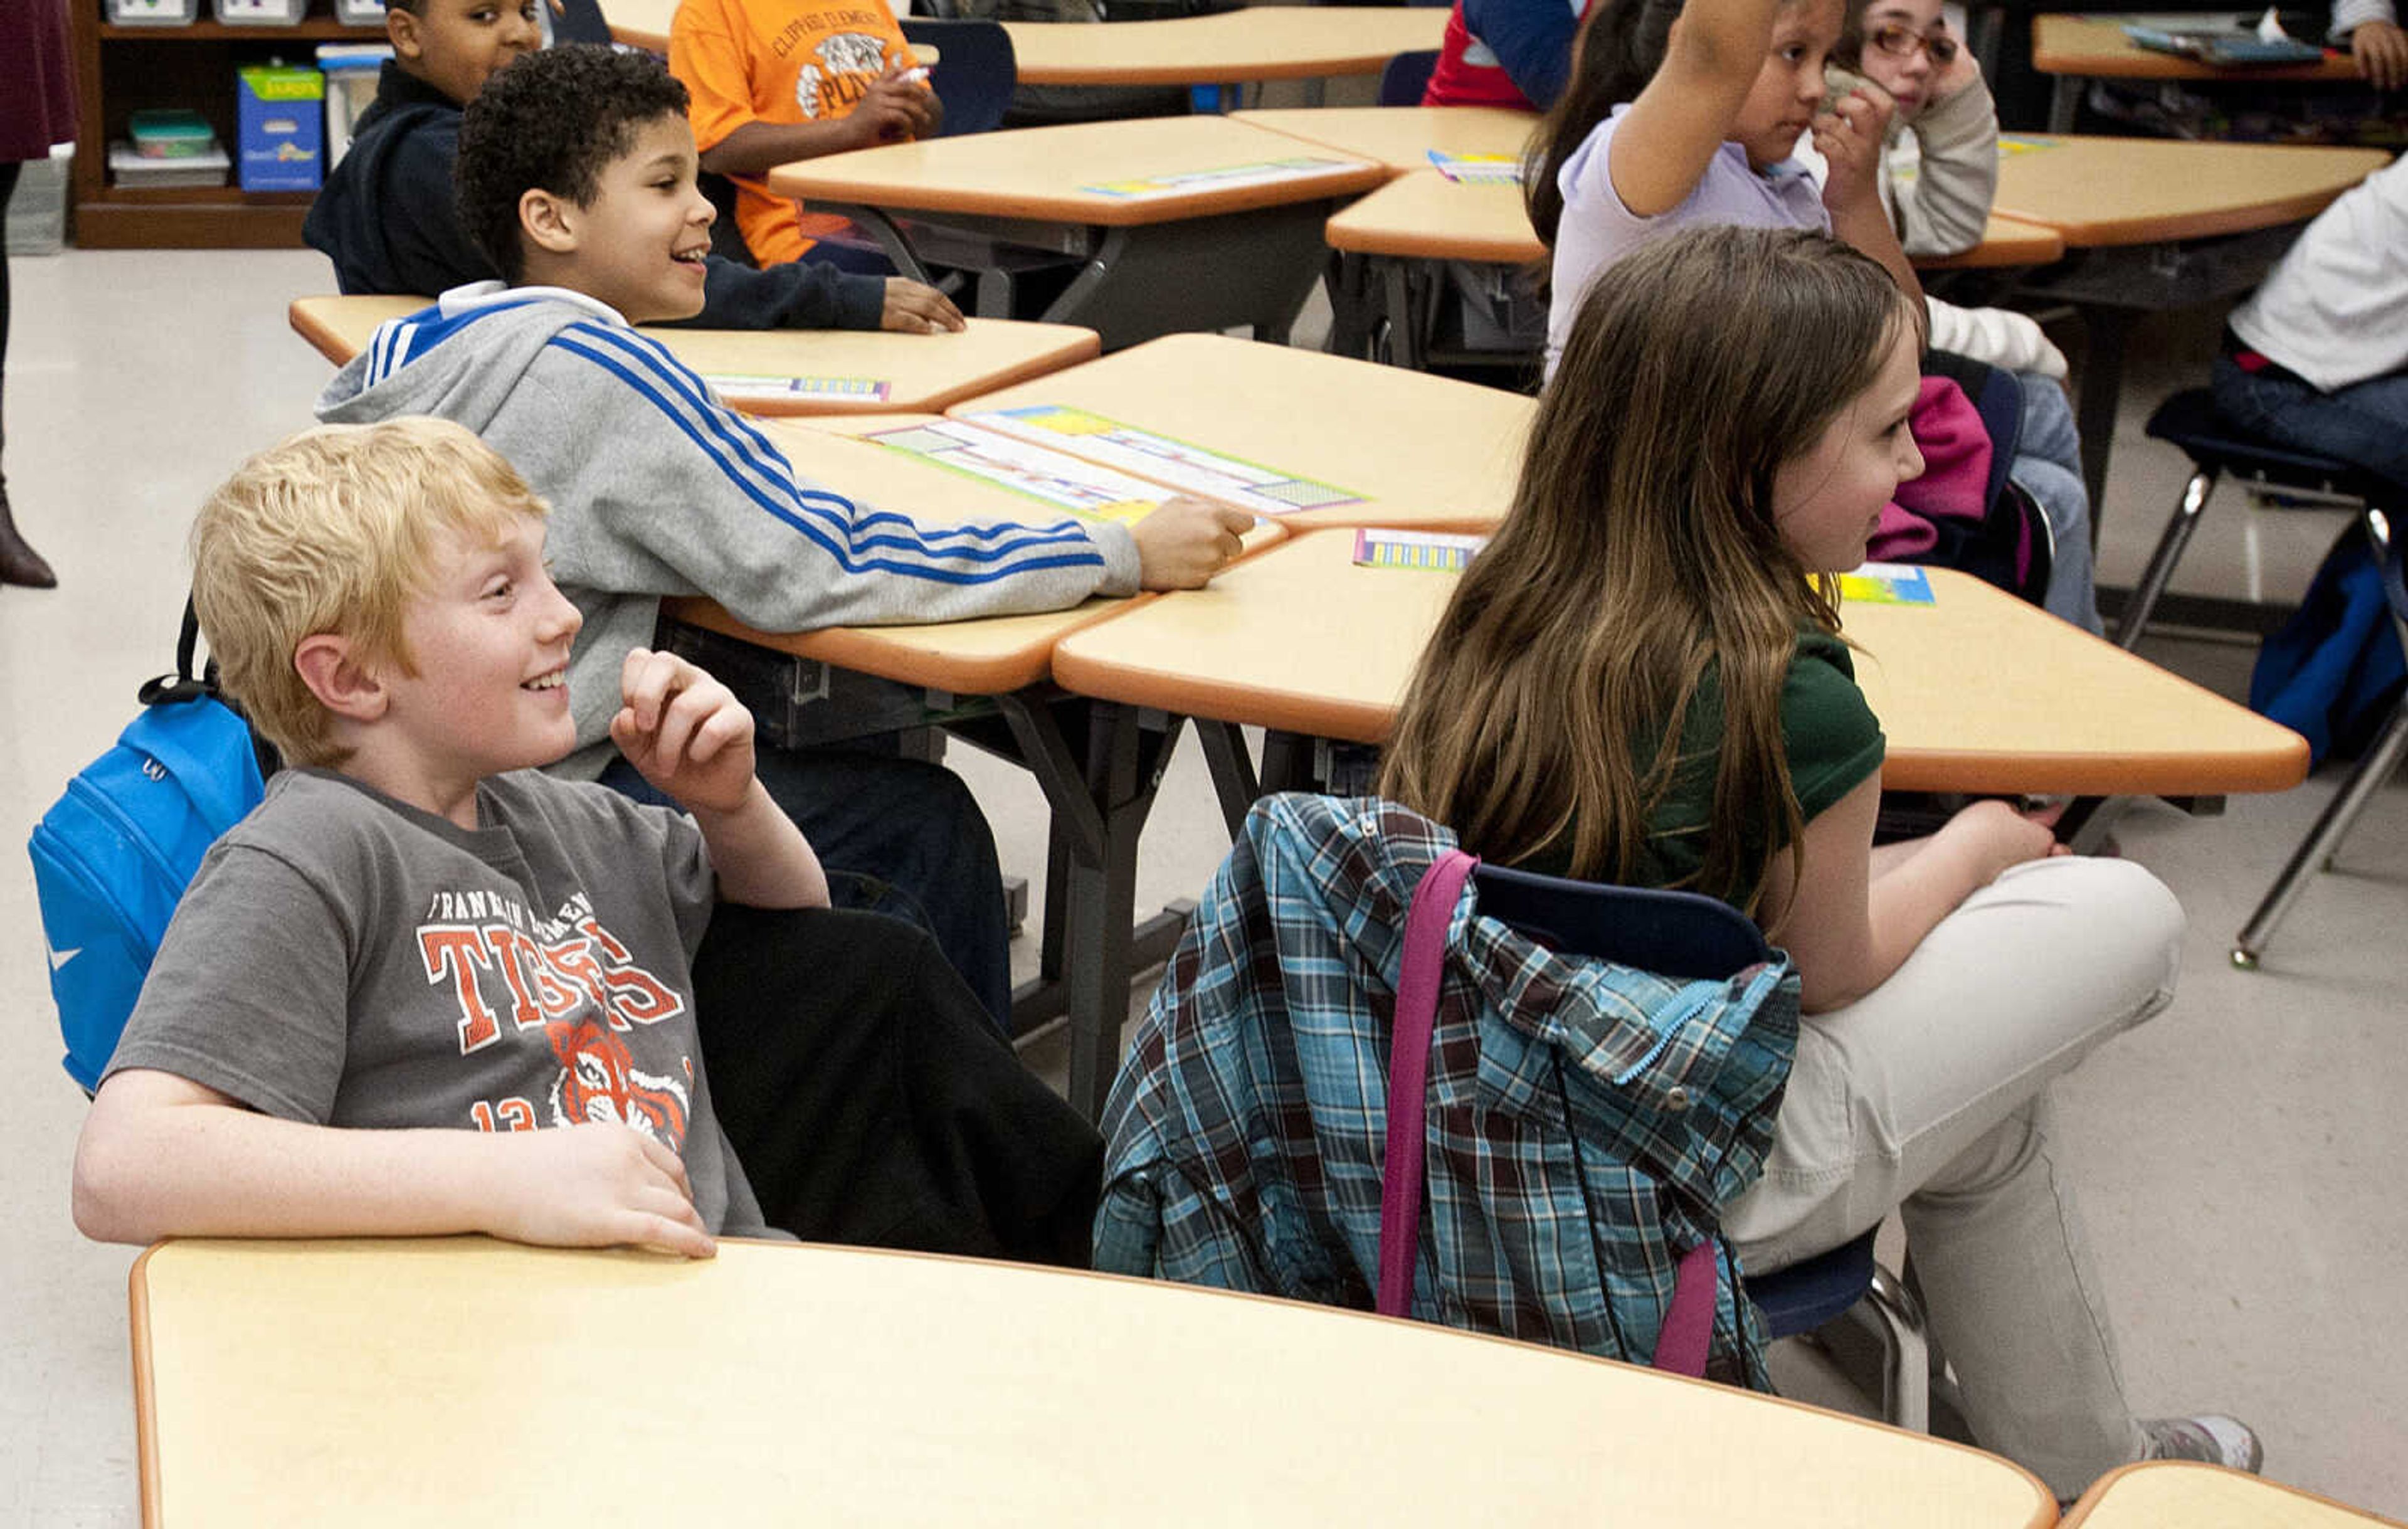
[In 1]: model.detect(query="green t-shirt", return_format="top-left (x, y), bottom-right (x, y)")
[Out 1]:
top-left (1523, 630), bottom-right (1886, 900)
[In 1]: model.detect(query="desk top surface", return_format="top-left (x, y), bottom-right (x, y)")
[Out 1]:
top-left (765, 114), bottom-right (1387, 225)
top-left (1052, 530), bottom-right (2310, 796)
top-left (2061, 1462), bottom-right (2401, 1527)
top-left (1320, 172), bottom-right (2063, 269)
top-left (947, 332), bottom-right (1533, 532)
top-left (665, 413), bottom-right (1203, 694)
top-left (2031, 14), bottom-right (2361, 81)
top-left (130, 1235), bottom-right (2055, 1528)
top-left (1989, 133), bottom-right (2390, 246)
top-left (1001, 6), bottom-right (1447, 85)
top-left (287, 297), bottom-right (1101, 417)
top-left (1234, 105), bottom-right (1541, 174)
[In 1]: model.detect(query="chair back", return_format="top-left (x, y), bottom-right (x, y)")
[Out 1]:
top-left (901, 18), bottom-right (1020, 135)
top-left (1469, 862), bottom-right (1769, 981)
top-left (1380, 48), bottom-right (1440, 105)
top-left (551, 0), bottom-right (615, 46)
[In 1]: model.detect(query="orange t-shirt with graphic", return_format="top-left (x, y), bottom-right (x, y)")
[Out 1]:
top-left (671, 0), bottom-right (913, 265)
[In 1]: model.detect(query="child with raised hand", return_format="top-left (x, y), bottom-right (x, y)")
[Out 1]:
top-left (1381, 225), bottom-right (2262, 1501)
top-left (1822, 0), bottom-right (2101, 632)
top-left (1522, 0), bottom-right (1923, 376)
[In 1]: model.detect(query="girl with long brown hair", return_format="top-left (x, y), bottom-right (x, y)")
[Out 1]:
top-left (1382, 225), bottom-right (2258, 1499)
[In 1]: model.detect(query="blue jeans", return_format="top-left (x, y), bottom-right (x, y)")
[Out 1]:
top-left (598, 746), bottom-right (1012, 1031)
top-left (2010, 376), bottom-right (2103, 635)
top-left (2212, 353), bottom-right (2408, 490)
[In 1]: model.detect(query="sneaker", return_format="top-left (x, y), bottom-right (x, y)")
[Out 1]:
top-left (2140, 1414), bottom-right (2264, 1473)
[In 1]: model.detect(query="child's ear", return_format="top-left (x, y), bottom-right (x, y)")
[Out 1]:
top-left (385, 4), bottom-right (423, 63)
top-left (519, 188), bottom-right (579, 260)
top-left (294, 634), bottom-right (391, 724)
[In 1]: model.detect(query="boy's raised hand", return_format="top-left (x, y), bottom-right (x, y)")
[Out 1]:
top-left (881, 278), bottom-right (966, 334)
top-left (610, 647), bottom-right (758, 815)
top-left (487, 1123), bottom-right (717, 1259)
top-left (1812, 87), bottom-right (1896, 213)
top-left (1129, 497), bottom-right (1255, 590)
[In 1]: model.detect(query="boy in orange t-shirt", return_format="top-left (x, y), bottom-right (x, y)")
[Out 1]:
top-left (671, 0), bottom-right (941, 266)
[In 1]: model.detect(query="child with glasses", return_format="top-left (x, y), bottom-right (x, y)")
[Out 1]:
top-left (1830, 0), bottom-right (1987, 259)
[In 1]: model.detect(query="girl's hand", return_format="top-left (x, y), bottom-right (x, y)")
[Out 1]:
top-left (486, 1124), bottom-right (717, 1259)
top-left (610, 647), bottom-right (759, 816)
top-left (1812, 88), bottom-right (1894, 213)
top-left (1940, 798), bottom-right (2069, 886)
top-left (1927, 25), bottom-right (1982, 103)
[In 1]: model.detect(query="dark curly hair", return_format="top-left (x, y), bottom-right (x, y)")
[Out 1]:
top-left (455, 45), bottom-right (692, 283)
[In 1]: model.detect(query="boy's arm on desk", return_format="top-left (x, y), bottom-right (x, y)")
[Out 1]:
top-left (74, 1069), bottom-right (717, 1258)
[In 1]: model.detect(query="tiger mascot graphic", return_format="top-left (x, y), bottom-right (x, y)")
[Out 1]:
top-left (543, 1011), bottom-right (690, 1148)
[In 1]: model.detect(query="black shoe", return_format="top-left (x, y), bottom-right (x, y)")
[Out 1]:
top-left (0, 490), bottom-right (58, 589)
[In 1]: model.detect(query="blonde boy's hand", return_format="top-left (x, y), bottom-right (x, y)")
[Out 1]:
top-left (2353, 19), bottom-right (2407, 90)
top-left (487, 1123), bottom-right (717, 1259)
top-left (1130, 497), bottom-right (1254, 590)
top-left (1812, 88), bottom-right (1895, 213)
top-left (610, 647), bottom-right (758, 816)
top-left (880, 278), bottom-right (966, 334)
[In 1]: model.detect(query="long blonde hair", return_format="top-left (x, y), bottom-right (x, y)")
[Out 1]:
top-left (1380, 226), bottom-right (1909, 917)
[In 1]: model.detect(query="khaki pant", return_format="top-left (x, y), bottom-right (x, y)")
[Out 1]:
top-left (1726, 855), bottom-right (2185, 1500)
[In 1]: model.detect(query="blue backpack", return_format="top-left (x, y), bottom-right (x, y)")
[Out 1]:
top-left (27, 611), bottom-right (271, 1092)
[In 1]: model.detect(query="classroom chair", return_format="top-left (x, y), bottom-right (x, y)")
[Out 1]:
top-left (899, 19), bottom-right (1020, 136)
top-left (1473, 863), bottom-right (1932, 1433)
top-left (1378, 48), bottom-right (1439, 106)
top-left (2116, 389), bottom-right (2408, 968)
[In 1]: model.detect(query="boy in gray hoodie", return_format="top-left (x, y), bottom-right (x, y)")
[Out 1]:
top-left (317, 45), bottom-right (1251, 1022)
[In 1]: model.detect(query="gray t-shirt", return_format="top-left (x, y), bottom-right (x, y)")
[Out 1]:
top-left (107, 766), bottom-right (767, 1236)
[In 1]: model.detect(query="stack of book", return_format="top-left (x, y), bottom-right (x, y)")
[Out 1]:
top-left (110, 109), bottom-right (229, 190)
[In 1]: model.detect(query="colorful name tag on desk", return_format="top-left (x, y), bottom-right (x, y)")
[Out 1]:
top-left (1084, 156), bottom-right (1351, 199)
top-left (1427, 151), bottom-right (1522, 185)
top-left (705, 373), bottom-right (892, 403)
top-left (958, 405), bottom-right (1364, 518)
top-left (1353, 528), bottom-right (1486, 572)
top-left (1837, 561), bottom-right (1936, 605)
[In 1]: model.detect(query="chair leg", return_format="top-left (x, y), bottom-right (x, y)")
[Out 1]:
top-left (2233, 696), bottom-right (2408, 969)
top-left (1862, 1261), bottom-right (1931, 1434)
top-left (2116, 465), bottom-right (2219, 650)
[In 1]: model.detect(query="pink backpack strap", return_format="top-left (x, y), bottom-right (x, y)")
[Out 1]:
top-left (1376, 849), bottom-right (1722, 1377)
top-left (1376, 849), bottom-right (1478, 1318)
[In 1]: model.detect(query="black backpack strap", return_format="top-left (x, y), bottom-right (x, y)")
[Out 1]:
top-left (135, 594), bottom-right (285, 781)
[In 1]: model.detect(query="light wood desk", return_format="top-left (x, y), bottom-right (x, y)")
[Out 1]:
top-left (1052, 529), bottom-right (2311, 798)
top-left (946, 332), bottom-right (1534, 532)
top-left (1983, 134), bottom-right (2387, 517)
top-left (287, 296), bottom-right (1102, 418)
top-left (2032, 15), bottom-right (2361, 132)
top-left (1235, 105), bottom-right (1540, 176)
top-left (2061, 1461), bottom-right (2404, 1528)
top-left (600, 0), bottom-right (676, 51)
top-left (130, 1235), bottom-right (2058, 1528)
top-left (764, 115), bottom-right (1387, 349)
top-left (1000, 5), bottom-right (1447, 87)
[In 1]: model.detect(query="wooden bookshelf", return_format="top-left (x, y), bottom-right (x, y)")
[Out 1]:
top-left (70, 0), bottom-right (383, 248)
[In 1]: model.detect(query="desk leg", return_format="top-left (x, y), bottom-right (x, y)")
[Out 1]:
top-left (1380, 258), bottom-right (1425, 371)
top-left (2048, 75), bottom-right (2081, 134)
top-left (1325, 251), bottom-right (1373, 361)
top-left (835, 205), bottom-right (937, 285)
top-left (1195, 719), bottom-right (1261, 838)
top-left (1000, 694), bottom-right (1187, 1119)
top-left (2073, 304), bottom-right (2130, 543)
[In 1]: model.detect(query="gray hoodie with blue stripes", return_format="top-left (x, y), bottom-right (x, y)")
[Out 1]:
top-left (317, 282), bottom-right (1142, 778)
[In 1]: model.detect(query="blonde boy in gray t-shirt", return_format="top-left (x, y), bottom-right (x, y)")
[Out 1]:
top-left (73, 415), bottom-right (828, 1257)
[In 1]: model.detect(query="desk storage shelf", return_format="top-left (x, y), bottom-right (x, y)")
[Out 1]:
top-left (70, 0), bottom-right (381, 247)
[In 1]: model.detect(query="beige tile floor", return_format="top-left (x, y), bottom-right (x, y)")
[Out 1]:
top-left (1, 245), bottom-right (2402, 1526)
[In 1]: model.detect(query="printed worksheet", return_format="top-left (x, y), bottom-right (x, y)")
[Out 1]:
top-left (863, 420), bottom-right (1178, 524)
top-left (1083, 156), bottom-right (1352, 199)
top-left (958, 405), bottom-right (1363, 517)
top-left (1427, 150), bottom-right (1522, 185)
